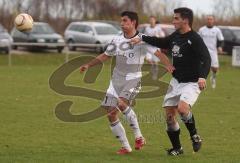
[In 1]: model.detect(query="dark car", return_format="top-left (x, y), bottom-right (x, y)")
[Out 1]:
top-left (0, 24), bottom-right (12, 54)
top-left (218, 26), bottom-right (240, 55)
top-left (11, 22), bottom-right (65, 53)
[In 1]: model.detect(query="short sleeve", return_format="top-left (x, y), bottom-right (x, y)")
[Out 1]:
top-left (217, 28), bottom-right (224, 41)
top-left (104, 38), bottom-right (117, 56)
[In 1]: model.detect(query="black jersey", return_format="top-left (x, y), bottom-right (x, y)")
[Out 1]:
top-left (142, 30), bottom-right (211, 83)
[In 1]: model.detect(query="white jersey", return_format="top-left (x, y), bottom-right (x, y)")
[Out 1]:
top-left (144, 25), bottom-right (165, 37)
top-left (104, 33), bottom-right (158, 80)
top-left (144, 25), bottom-right (164, 62)
top-left (198, 26), bottom-right (224, 56)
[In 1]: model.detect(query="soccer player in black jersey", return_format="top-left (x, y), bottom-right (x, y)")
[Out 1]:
top-left (131, 7), bottom-right (211, 156)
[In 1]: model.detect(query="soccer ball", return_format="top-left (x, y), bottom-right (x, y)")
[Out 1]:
top-left (14, 13), bottom-right (33, 32)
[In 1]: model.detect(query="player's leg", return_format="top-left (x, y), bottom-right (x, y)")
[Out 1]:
top-left (145, 52), bottom-right (158, 80)
top-left (210, 67), bottom-right (218, 88)
top-left (117, 97), bottom-right (145, 150)
top-left (151, 54), bottom-right (160, 80)
top-left (106, 106), bottom-right (132, 154)
top-left (178, 101), bottom-right (197, 136)
top-left (151, 61), bottom-right (159, 80)
top-left (210, 54), bottom-right (219, 88)
top-left (162, 78), bottom-right (183, 155)
top-left (102, 89), bottom-right (132, 154)
top-left (178, 84), bottom-right (202, 152)
top-left (165, 106), bottom-right (183, 156)
top-left (177, 101), bottom-right (202, 152)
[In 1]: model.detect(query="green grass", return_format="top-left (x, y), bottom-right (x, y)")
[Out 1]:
top-left (0, 53), bottom-right (240, 163)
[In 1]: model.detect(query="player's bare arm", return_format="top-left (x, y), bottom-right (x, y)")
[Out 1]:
top-left (80, 53), bottom-right (111, 73)
top-left (154, 50), bottom-right (175, 73)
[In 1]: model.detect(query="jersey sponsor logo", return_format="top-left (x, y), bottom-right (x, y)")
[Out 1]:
top-left (106, 41), bottom-right (135, 58)
top-left (172, 45), bottom-right (182, 57)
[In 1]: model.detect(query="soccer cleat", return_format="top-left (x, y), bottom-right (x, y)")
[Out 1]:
top-left (116, 147), bottom-right (132, 155)
top-left (166, 147), bottom-right (184, 156)
top-left (135, 137), bottom-right (146, 150)
top-left (191, 134), bottom-right (202, 152)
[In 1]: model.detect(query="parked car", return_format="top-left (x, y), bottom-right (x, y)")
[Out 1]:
top-left (11, 22), bottom-right (65, 53)
top-left (64, 21), bottom-right (120, 53)
top-left (0, 24), bottom-right (12, 54)
top-left (218, 25), bottom-right (240, 55)
top-left (138, 23), bottom-right (175, 36)
top-left (94, 20), bottom-right (122, 32)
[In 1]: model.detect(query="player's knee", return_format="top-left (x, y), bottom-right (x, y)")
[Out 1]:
top-left (166, 113), bottom-right (176, 125)
top-left (107, 108), bottom-right (118, 120)
top-left (177, 104), bottom-right (189, 116)
top-left (117, 98), bottom-right (128, 111)
top-left (166, 114), bottom-right (178, 131)
top-left (117, 102), bottom-right (127, 111)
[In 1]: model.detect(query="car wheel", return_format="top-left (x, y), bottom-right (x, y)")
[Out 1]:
top-left (67, 40), bottom-right (76, 51)
top-left (57, 47), bottom-right (63, 53)
top-left (5, 49), bottom-right (10, 54)
top-left (95, 42), bottom-right (103, 53)
top-left (12, 45), bottom-right (17, 50)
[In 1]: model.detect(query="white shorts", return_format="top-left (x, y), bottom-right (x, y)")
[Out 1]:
top-left (145, 46), bottom-right (160, 63)
top-left (146, 53), bottom-right (160, 62)
top-left (101, 76), bottom-right (141, 108)
top-left (163, 78), bottom-right (201, 108)
top-left (210, 52), bottom-right (219, 68)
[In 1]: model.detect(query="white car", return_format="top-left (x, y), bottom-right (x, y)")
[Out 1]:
top-left (0, 24), bottom-right (12, 54)
top-left (64, 21), bottom-right (120, 53)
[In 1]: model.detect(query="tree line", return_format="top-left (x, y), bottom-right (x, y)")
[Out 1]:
top-left (0, 0), bottom-right (239, 34)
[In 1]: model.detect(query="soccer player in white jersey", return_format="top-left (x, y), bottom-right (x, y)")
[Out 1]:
top-left (144, 16), bottom-right (166, 80)
top-left (79, 11), bottom-right (174, 155)
top-left (199, 15), bottom-right (224, 88)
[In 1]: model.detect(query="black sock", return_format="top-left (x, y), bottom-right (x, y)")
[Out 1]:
top-left (167, 129), bottom-right (181, 149)
top-left (184, 114), bottom-right (197, 137)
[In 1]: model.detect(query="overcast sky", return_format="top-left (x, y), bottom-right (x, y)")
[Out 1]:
top-left (180, 0), bottom-right (238, 15)
top-left (181, 0), bottom-right (214, 14)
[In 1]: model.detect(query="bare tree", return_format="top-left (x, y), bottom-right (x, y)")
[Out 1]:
top-left (212, 0), bottom-right (235, 20)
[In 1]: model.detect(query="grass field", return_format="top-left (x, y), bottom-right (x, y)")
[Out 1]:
top-left (0, 52), bottom-right (240, 163)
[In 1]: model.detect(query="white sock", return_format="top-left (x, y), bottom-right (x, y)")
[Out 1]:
top-left (123, 107), bottom-right (143, 139)
top-left (110, 120), bottom-right (131, 150)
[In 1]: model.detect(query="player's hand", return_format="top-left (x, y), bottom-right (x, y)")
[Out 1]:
top-left (198, 78), bottom-right (206, 90)
top-left (165, 64), bottom-right (175, 73)
top-left (79, 64), bottom-right (89, 73)
top-left (130, 36), bottom-right (141, 45)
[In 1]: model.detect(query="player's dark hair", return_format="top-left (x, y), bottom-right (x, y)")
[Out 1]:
top-left (174, 7), bottom-right (193, 27)
top-left (121, 11), bottom-right (138, 29)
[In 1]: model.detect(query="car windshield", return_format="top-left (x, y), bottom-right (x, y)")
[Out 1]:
top-left (233, 29), bottom-right (240, 40)
top-left (95, 25), bottom-right (119, 35)
top-left (31, 24), bottom-right (55, 34)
